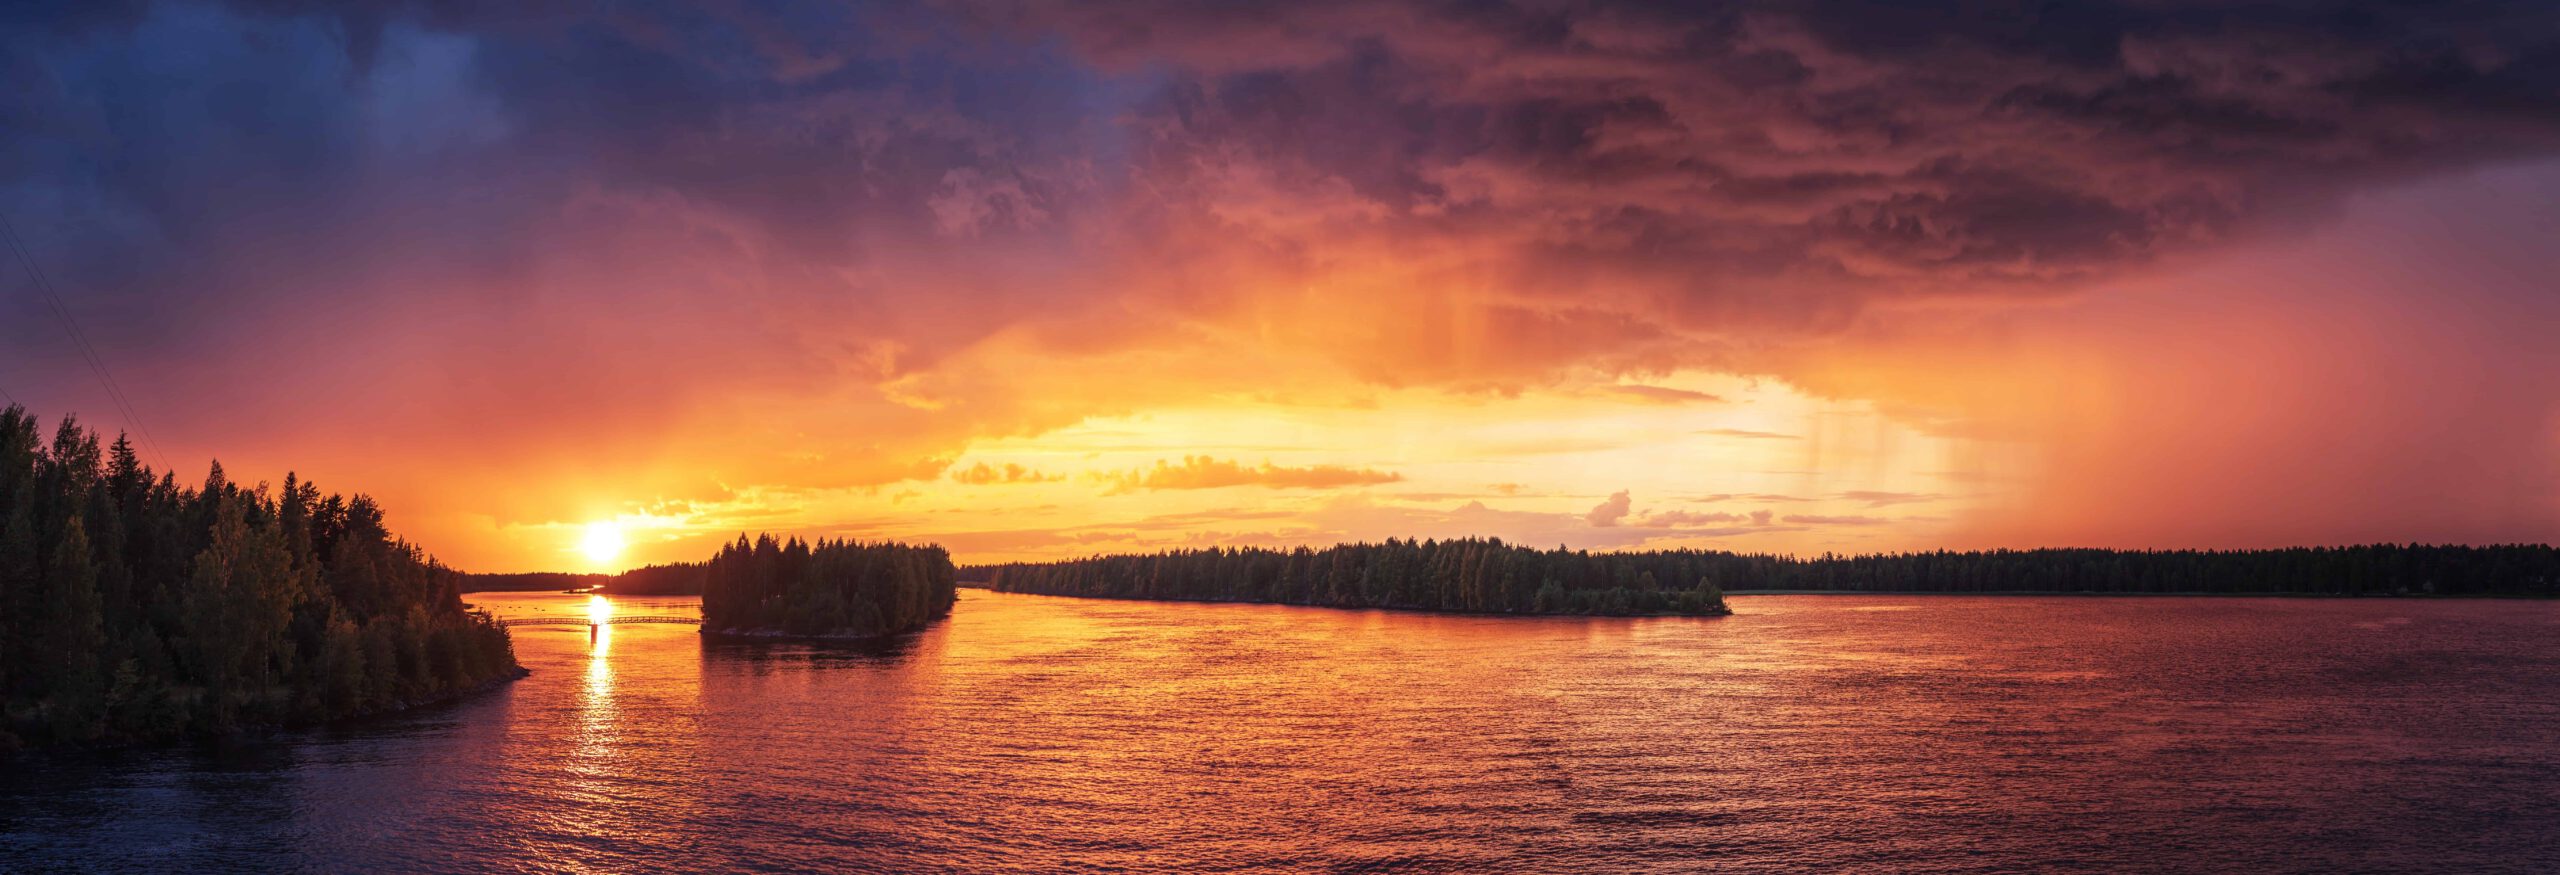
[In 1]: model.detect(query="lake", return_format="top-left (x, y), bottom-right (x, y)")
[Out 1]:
top-left (5, 591), bottom-right (2557, 872)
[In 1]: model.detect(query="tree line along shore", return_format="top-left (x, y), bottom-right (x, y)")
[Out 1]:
top-left (0, 407), bottom-right (519, 752)
top-left (0, 405), bottom-right (957, 752)
top-left (16, 394), bottom-right (2539, 751)
top-left (468, 537), bottom-right (2560, 617)
top-left (958, 539), bottom-right (2560, 613)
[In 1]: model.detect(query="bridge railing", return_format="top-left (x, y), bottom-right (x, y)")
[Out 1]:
top-left (495, 614), bottom-right (702, 628)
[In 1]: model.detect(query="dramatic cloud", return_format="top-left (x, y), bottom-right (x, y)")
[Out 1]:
top-left (976, 0), bottom-right (2560, 361)
top-left (1951, 163), bottom-right (2560, 549)
top-left (4, 1), bottom-right (2557, 568)
top-left (1104, 456), bottom-right (1403, 492)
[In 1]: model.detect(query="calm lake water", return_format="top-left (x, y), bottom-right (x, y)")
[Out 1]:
top-left (5, 591), bottom-right (2558, 873)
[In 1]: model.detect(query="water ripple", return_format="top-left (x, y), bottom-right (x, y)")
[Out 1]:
top-left (4, 593), bottom-right (2558, 873)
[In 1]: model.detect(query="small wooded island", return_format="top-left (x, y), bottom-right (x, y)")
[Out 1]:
top-left (699, 535), bottom-right (956, 639)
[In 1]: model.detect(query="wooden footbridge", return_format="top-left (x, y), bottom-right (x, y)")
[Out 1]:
top-left (496, 615), bottom-right (700, 628)
top-left (496, 614), bottom-right (701, 641)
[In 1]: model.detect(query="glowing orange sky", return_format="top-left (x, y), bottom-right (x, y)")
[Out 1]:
top-left (4, 2), bottom-right (2556, 571)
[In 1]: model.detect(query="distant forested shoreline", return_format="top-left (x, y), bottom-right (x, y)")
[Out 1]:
top-left (463, 563), bottom-right (704, 595)
top-left (700, 536), bottom-right (956, 639)
top-left (966, 539), bottom-right (1733, 616)
top-left (0, 407), bottom-right (519, 752)
top-left (963, 539), bottom-right (2560, 613)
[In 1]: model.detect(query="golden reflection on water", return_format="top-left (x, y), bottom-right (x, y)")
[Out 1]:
top-left (569, 596), bottom-right (623, 815)
top-left (526, 592), bottom-right (720, 863)
top-left (428, 590), bottom-right (2560, 874)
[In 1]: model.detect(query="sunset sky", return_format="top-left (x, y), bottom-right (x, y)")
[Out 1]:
top-left (5, 1), bottom-right (2558, 572)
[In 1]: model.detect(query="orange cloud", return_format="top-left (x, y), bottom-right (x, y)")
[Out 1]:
top-left (1836, 491), bottom-right (1944, 508)
top-left (950, 462), bottom-right (1064, 485)
top-left (1601, 385), bottom-right (1725, 405)
top-left (1585, 491), bottom-right (1633, 527)
top-left (1102, 456), bottom-right (1403, 493)
top-left (1783, 514), bottom-right (1893, 527)
top-left (1635, 510), bottom-right (1753, 528)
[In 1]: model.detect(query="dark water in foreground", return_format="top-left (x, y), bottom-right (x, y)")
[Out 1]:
top-left (5, 592), bottom-right (2558, 873)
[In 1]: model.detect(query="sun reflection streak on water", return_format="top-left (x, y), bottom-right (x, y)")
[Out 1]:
top-left (7, 592), bottom-right (2545, 873)
top-left (480, 593), bottom-right (715, 868)
top-left (459, 591), bottom-right (2560, 873)
top-left (567, 596), bottom-right (623, 824)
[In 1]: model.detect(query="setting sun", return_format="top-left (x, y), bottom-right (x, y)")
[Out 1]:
top-left (6, 2), bottom-right (2560, 872)
top-left (577, 522), bottom-right (627, 566)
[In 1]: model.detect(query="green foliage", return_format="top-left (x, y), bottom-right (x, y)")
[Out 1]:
top-left (966, 538), bottom-right (1733, 616)
top-left (700, 535), bottom-right (955, 638)
top-left (967, 538), bottom-right (2560, 611)
top-left (0, 406), bottom-right (520, 749)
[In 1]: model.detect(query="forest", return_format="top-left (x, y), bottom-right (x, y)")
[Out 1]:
top-left (0, 407), bottom-right (519, 751)
top-left (463, 563), bottom-right (705, 595)
top-left (699, 535), bottom-right (956, 638)
top-left (963, 539), bottom-right (2560, 613)
top-left (965, 538), bottom-right (1732, 616)
top-left (459, 571), bottom-right (606, 592)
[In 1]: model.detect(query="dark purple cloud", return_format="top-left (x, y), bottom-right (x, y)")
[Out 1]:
top-left (0, 1), bottom-right (1138, 471)
top-left (13, 0), bottom-right (2560, 400)
top-left (5, 0), bottom-right (2560, 564)
top-left (970, 0), bottom-right (2560, 330)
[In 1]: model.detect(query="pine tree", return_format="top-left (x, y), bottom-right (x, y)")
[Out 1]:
top-left (40, 516), bottom-right (105, 740)
top-left (0, 485), bottom-right (39, 702)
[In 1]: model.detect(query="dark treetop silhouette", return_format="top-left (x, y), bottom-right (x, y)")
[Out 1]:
top-left (0, 407), bottom-right (518, 751)
top-left (700, 535), bottom-right (956, 639)
top-left (967, 538), bottom-right (1734, 616)
top-left (965, 538), bottom-right (2560, 614)
top-left (463, 563), bottom-right (706, 595)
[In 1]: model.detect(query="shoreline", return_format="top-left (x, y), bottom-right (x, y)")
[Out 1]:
top-left (3, 664), bottom-right (531, 758)
top-left (315, 665), bottom-right (533, 734)
top-left (961, 584), bottom-right (2559, 613)
top-left (1721, 589), bottom-right (2558, 599)
top-left (958, 585), bottom-right (1733, 619)
top-left (699, 621), bottom-right (949, 643)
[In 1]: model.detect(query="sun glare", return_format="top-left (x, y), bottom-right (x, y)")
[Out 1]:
top-left (578, 521), bottom-right (627, 566)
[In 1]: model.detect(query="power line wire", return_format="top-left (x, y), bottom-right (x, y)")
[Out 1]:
top-left (0, 213), bottom-right (173, 470)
